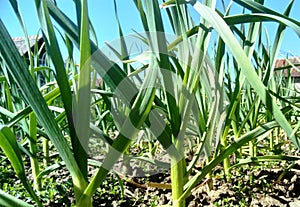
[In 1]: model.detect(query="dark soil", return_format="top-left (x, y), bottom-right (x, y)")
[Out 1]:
top-left (1, 156), bottom-right (300, 206)
top-left (187, 167), bottom-right (300, 207)
top-left (88, 163), bottom-right (300, 206)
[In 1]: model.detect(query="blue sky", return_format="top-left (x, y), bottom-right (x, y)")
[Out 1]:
top-left (0, 0), bottom-right (299, 57)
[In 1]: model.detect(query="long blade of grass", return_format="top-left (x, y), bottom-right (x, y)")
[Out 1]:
top-left (224, 13), bottom-right (300, 37)
top-left (138, 0), bottom-right (181, 135)
top-left (0, 125), bottom-right (41, 206)
top-left (77, 53), bottom-right (158, 205)
top-left (9, 0), bottom-right (34, 69)
top-left (233, 0), bottom-right (300, 28)
top-left (0, 189), bottom-right (34, 207)
top-left (9, 1), bottom-right (45, 188)
top-left (264, 1), bottom-right (294, 84)
top-left (230, 155), bottom-right (300, 169)
top-left (0, 19), bottom-right (86, 196)
top-left (45, 0), bottom-right (133, 92)
top-left (34, 0), bottom-right (88, 180)
top-left (72, 0), bottom-right (91, 184)
top-left (190, 1), bottom-right (299, 149)
top-left (181, 121), bottom-right (279, 200)
top-left (46, 0), bottom-right (178, 158)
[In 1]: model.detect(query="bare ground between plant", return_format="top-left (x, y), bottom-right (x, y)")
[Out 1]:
top-left (1, 155), bottom-right (300, 206)
top-left (46, 164), bottom-right (300, 207)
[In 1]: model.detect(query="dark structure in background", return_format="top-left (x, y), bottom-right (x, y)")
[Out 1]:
top-left (275, 57), bottom-right (300, 92)
top-left (12, 35), bottom-right (47, 86)
top-left (13, 35), bottom-right (46, 65)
